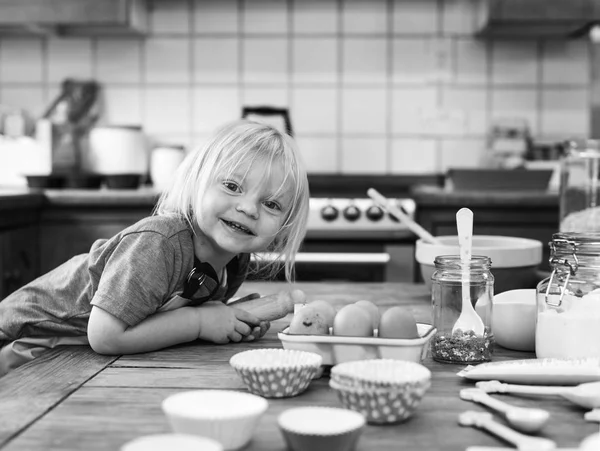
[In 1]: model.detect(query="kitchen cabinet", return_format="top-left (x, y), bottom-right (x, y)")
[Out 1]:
top-left (0, 194), bottom-right (41, 299)
top-left (39, 195), bottom-right (155, 274)
top-left (0, 0), bottom-right (148, 36)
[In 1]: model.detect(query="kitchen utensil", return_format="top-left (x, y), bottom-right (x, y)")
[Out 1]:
top-left (452, 208), bottom-right (485, 337)
top-left (476, 380), bottom-right (600, 409)
top-left (460, 388), bottom-right (549, 433)
top-left (458, 411), bottom-right (556, 451)
top-left (367, 188), bottom-right (440, 245)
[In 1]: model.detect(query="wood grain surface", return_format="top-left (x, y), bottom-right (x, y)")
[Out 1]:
top-left (0, 282), bottom-right (597, 451)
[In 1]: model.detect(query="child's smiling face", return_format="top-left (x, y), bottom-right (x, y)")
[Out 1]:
top-left (197, 156), bottom-right (292, 257)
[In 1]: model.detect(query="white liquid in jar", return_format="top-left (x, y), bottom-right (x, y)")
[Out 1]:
top-left (536, 294), bottom-right (600, 359)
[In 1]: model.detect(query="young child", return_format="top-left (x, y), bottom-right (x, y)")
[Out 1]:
top-left (0, 120), bottom-right (310, 377)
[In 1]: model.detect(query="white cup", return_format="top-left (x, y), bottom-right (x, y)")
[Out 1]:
top-left (150, 146), bottom-right (185, 192)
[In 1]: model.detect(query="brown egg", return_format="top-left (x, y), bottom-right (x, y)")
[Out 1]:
top-left (333, 304), bottom-right (373, 337)
top-left (378, 307), bottom-right (419, 339)
top-left (354, 300), bottom-right (381, 329)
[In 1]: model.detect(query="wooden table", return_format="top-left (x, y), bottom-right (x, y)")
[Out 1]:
top-left (0, 282), bottom-right (597, 451)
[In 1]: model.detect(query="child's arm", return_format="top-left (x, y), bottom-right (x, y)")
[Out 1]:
top-left (87, 303), bottom-right (262, 355)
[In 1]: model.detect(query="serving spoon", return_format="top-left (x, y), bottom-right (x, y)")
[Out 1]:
top-left (452, 208), bottom-right (485, 337)
top-left (476, 380), bottom-right (600, 410)
top-left (460, 388), bottom-right (549, 433)
top-left (459, 411), bottom-right (556, 450)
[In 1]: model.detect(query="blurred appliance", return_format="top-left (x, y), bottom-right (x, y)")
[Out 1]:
top-left (252, 197), bottom-right (417, 282)
top-left (43, 78), bottom-right (101, 175)
top-left (242, 106), bottom-right (293, 135)
top-left (485, 118), bottom-right (531, 169)
top-left (150, 144), bottom-right (186, 192)
top-left (87, 125), bottom-right (147, 176)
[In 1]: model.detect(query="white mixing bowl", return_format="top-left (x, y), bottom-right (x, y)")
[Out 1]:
top-left (415, 235), bottom-right (543, 294)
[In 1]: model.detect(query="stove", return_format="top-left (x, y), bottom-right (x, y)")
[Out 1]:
top-left (307, 197), bottom-right (416, 233)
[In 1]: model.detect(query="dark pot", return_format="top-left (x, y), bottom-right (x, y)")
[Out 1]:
top-left (105, 174), bottom-right (142, 190)
top-left (26, 175), bottom-right (66, 189)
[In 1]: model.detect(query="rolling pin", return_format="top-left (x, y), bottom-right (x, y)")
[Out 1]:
top-left (228, 290), bottom-right (305, 321)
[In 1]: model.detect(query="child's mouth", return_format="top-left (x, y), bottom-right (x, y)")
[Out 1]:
top-left (222, 219), bottom-right (255, 235)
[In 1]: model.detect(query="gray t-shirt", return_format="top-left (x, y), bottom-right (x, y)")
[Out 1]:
top-left (0, 215), bottom-right (249, 342)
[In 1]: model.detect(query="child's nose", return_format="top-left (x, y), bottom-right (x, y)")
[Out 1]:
top-left (236, 200), bottom-right (259, 219)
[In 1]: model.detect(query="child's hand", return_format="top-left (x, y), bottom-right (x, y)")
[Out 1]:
top-left (195, 302), bottom-right (261, 344)
top-left (243, 320), bottom-right (270, 342)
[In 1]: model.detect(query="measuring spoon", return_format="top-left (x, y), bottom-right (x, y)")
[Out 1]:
top-left (459, 411), bottom-right (556, 450)
top-left (452, 208), bottom-right (485, 337)
top-left (476, 380), bottom-right (600, 409)
top-left (460, 388), bottom-right (549, 433)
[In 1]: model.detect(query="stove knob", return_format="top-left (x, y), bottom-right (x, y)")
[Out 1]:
top-left (320, 205), bottom-right (339, 222)
top-left (388, 204), bottom-right (409, 222)
top-left (366, 205), bottom-right (384, 221)
top-left (343, 205), bottom-right (361, 222)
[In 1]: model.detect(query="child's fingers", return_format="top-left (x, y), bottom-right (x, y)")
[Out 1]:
top-left (234, 321), bottom-right (252, 337)
top-left (233, 308), bottom-right (261, 327)
top-left (228, 330), bottom-right (243, 342)
top-left (258, 321), bottom-right (270, 337)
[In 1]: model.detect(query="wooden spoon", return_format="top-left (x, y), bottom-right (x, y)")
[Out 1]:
top-left (452, 208), bottom-right (485, 337)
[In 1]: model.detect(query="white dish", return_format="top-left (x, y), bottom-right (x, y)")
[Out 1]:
top-left (457, 358), bottom-right (600, 385)
top-left (278, 323), bottom-right (435, 366)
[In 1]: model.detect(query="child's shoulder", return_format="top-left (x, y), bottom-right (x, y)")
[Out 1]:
top-left (124, 215), bottom-right (191, 241)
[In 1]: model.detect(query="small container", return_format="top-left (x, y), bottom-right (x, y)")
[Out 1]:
top-left (535, 232), bottom-right (600, 359)
top-left (430, 255), bottom-right (494, 363)
top-left (559, 139), bottom-right (600, 232)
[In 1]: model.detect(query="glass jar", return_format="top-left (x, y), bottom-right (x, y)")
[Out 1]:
top-left (431, 255), bottom-right (494, 364)
top-left (536, 232), bottom-right (600, 359)
top-left (560, 139), bottom-right (600, 232)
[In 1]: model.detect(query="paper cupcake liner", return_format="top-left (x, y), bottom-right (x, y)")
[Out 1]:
top-left (329, 379), bottom-right (430, 424)
top-left (330, 359), bottom-right (431, 390)
top-left (230, 349), bottom-right (322, 398)
top-left (278, 406), bottom-right (365, 451)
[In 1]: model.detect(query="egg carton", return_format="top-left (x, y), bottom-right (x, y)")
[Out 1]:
top-left (277, 323), bottom-right (435, 366)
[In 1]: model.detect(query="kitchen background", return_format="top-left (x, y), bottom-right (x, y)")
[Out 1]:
top-left (0, 0), bottom-right (591, 177)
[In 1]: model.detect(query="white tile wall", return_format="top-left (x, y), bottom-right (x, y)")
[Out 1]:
top-left (0, 0), bottom-right (592, 175)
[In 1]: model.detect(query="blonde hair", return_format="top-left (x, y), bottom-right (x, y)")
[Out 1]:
top-left (154, 120), bottom-right (310, 282)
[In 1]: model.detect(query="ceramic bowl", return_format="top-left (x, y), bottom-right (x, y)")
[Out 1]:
top-left (120, 433), bottom-right (223, 451)
top-left (229, 348), bottom-right (322, 398)
top-left (277, 406), bottom-right (365, 451)
top-left (492, 288), bottom-right (537, 352)
top-left (415, 235), bottom-right (543, 293)
top-left (161, 390), bottom-right (268, 451)
top-left (329, 359), bottom-right (431, 424)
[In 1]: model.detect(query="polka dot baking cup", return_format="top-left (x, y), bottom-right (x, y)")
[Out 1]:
top-left (330, 359), bottom-right (432, 391)
top-left (229, 348), bottom-right (322, 398)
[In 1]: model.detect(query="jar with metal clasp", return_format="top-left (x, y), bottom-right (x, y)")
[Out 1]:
top-left (535, 232), bottom-right (600, 359)
top-left (559, 139), bottom-right (600, 232)
top-left (430, 255), bottom-right (494, 364)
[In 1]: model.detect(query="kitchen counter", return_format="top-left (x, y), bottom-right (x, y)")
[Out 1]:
top-left (410, 184), bottom-right (559, 206)
top-left (0, 282), bottom-right (596, 451)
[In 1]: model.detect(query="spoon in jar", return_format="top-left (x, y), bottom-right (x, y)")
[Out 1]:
top-left (459, 411), bottom-right (556, 451)
top-left (476, 380), bottom-right (600, 410)
top-left (460, 388), bottom-right (550, 433)
top-left (452, 208), bottom-right (485, 337)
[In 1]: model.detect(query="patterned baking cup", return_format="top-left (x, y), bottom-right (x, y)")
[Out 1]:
top-left (120, 433), bottom-right (223, 451)
top-left (230, 348), bottom-right (322, 398)
top-left (161, 390), bottom-right (268, 451)
top-left (329, 378), bottom-right (431, 424)
top-left (330, 359), bottom-right (432, 391)
top-left (277, 406), bottom-right (365, 451)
